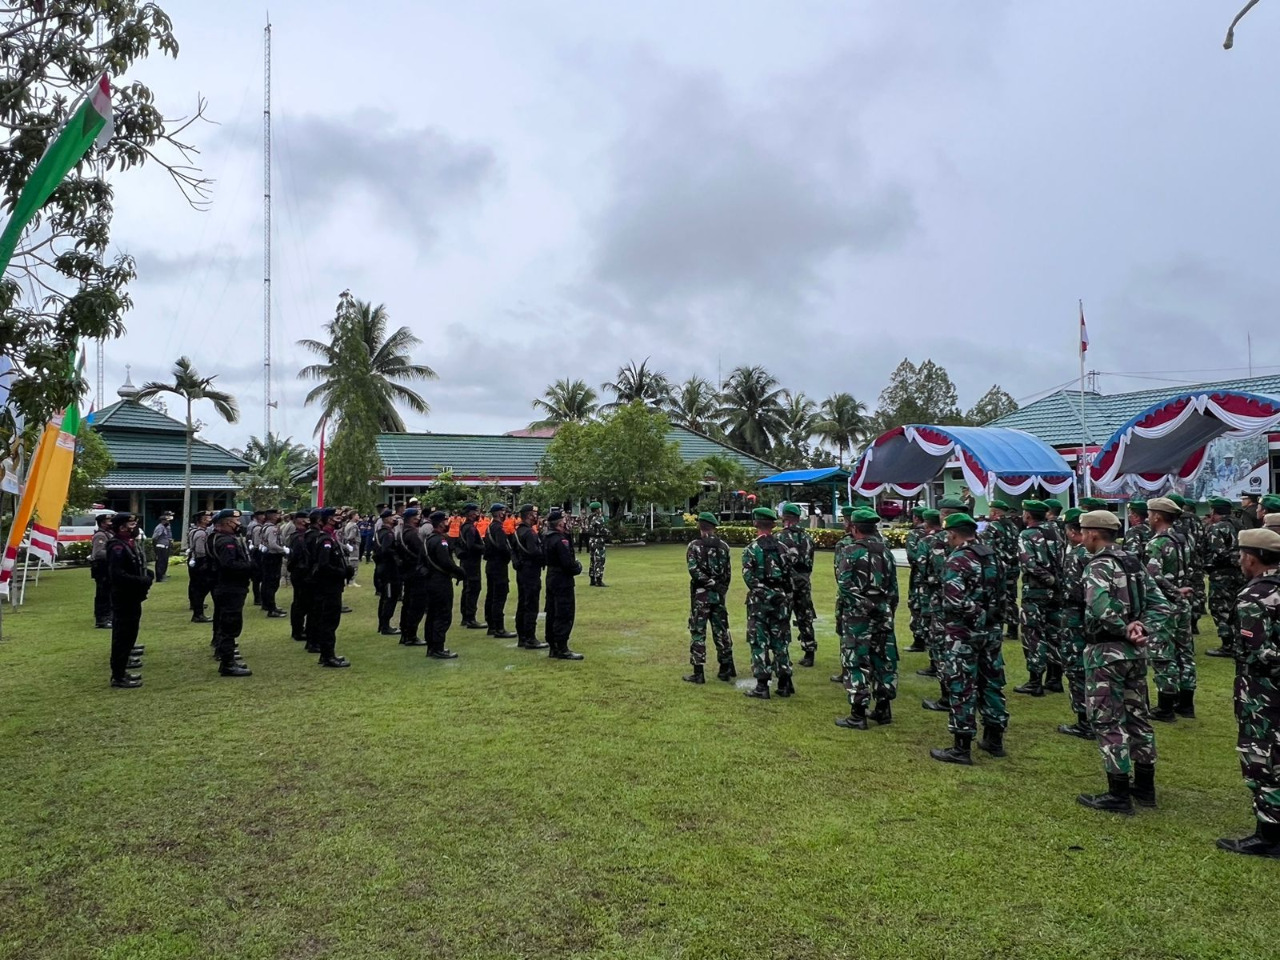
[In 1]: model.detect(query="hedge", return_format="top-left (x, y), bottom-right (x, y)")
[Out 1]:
top-left (58, 540), bottom-right (162, 565)
top-left (639, 524), bottom-right (911, 549)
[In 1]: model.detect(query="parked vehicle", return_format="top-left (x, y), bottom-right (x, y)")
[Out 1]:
top-left (57, 508), bottom-right (115, 548)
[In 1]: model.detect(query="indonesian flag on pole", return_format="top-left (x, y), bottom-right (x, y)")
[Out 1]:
top-left (0, 74), bottom-right (113, 277)
top-left (1079, 301), bottom-right (1090, 357)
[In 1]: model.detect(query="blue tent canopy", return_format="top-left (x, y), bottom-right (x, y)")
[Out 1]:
top-left (757, 467), bottom-right (851, 485)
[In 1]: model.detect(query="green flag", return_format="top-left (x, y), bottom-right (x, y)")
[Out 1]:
top-left (0, 74), bottom-right (113, 277)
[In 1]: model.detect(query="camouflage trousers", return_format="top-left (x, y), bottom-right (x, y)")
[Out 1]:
top-left (1020, 596), bottom-right (1059, 675)
top-left (1235, 672), bottom-right (1280, 825)
top-left (1208, 572), bottom-right (1242, 645)
top-left (1173, 606), bottom-right (1197, 693)
top-left (746, 598), bottom-right (792, 680)
top-left (1189, 569), bottom-right (1206, 618)
top-left (907, 580), bottom-right (927, 645)
top-left (689, 591), bottom-right (733, 667)
top-left (1085, 657), bottom-right (1156, 777)
top-left (925, 601), bottom-right (946, 665)
top-left (840, 615), bottom-right (898, 708)
top-left (1003, 577), bottom-right (1020, 637)
top-left (791, 577), bottom-right (816, 654)
top-left (941, 627), bottom-right (1009, 736)
top-left (589, 542), bottom-right (607, 581)
top-left (1060, 607), bottom-right (1087, 716)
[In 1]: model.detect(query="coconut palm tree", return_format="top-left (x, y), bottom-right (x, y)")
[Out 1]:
top-left (298, 293), bottom-right (437, 432)
top-left (600, 357), bottom-right (672, 413)
top-left (236, 433), bottom-right (314, 472)
top-left (667, 375), bottom-right (721, 436)
top-left (716, 364), bottom-right (787, 459)
top-left (230, 434), bottom-right (315, 510)
top-left (134, 356), bottom-right (239, 539)
top-left (814, 391), bottom-right (868, 466)
top-left (775, 391), bottom-right (819, 468)
top-left (529, 378), bottom-right (598, 429)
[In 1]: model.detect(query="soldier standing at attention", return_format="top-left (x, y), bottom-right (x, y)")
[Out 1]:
top-left (105, 513), bottom-right (151, 689)
top-left (187, 510), bottom-right (214, 624)
top-left (151, 511), bottom-right (173, 583)
top-left (90, 514), bottom-right (113, 629)
top-left (420, 510), bottom-right (465, 660)
top-left (245, 508), bottom-right (265, 607)
top-left (543, 509), bottom-right (585, 660)
top-left (1144, 497), bottom-right (1194, 723)
top-left (258, 507), bottom-right (288, 618)
top-left (903, 506), bottom-right (929, 653)
top-left (1056, 509), bottom-right (1093, 738)
top-left (586, 501), bottom-right (609, 587)
top-left (1205, 497), bottom-right (1245, 659)
top-left (311, 507), bottom-right (353, 668)
top-left (457, 503), bottom-right (485, 629)
top-left (930, 512), bottom-right (1008, 763)
top-left (982, 501), bottom-right (1021, 643)
top-left (833, 507), bottom-right (898, 730)
top-left (373, 509), bottom-right (401, 636)
top-left (286, 511), bottom-right (313, 645)
top-left (1125, 501), bottom-right (1153, 563)
top-left (1170, 494), bottom-right (1207, 634)
top-left (915, 510), bottom-right (945, 683)
top-left (1043, 498), bottom-right (1065, 535)
top-left (483, 503), bottom-right (517, 639)
top-left (743, 506), bottom-right (795, 700)
top-left (208, 509), bottom-right (253, 678)
top-left (513, 504), bottom-right (547, 649)
top-left (777, 502), bottom-right (818, 667)
top-left (684, 512), bottom-right (734, 683)
top-left (396, 508), bottom-right (429, 647)
top-left (1015, 500), bottom-right (1060, 697)
top-left (1077, 510), bottom-right (1169, 814)
top-left (1217, 527), bottom-right (1280, 858)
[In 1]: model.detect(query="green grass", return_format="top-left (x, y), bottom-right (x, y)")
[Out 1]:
top-left (0, 546), bottom-right (1275, 959)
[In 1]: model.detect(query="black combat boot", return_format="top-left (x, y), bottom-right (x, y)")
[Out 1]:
top-left (1191, 619), bottom-right (1200, 635)
top-left (1045, 663), bottom-right (1064, 693)
top-left (378, 625), bottom-right (399, 636)
top-left (551, 642), bottom-right (584, 660)
top-left (1150, 692), bottom-right (1179, 724)
top-left (1204, 645), bottom-right (1233, 658)
top-left (830, 670), bottom-right (847, 684)
top-left (835, 704), bottom-right (868, 730)
top-left (427, 646), bottom-right (459, 660)
top-left (930, 734), bottom-right (973, 765)
top-left (683, 664), bottom-right (705, 684)
top-left (127, 657), bottom-right (143, 670)
top-left (978, 726), bottom-right (1006, 757)
top-left (400, 636), bottom-right (427, 647)
top-left (1077, 773), bottom-right (1134, 814)
top-left (130, 645), bottom-right (145, 656)
top-left (1217, 820), bottom-right (1280, 859)
top-left (95, 619), bottom-right (110, 629)
top-left (319, 656), bottom-right (351, 668)
top-left (266, 609), bottom-right (288, 619)
top-left (1014, 673), bottom-right (1045, 696)
top-left (110, 675), bottom-right (143, 689)
top-left (1174, 689), bottom-right (1196, 718)
top-left (1132, 763), bottom-right (1157, 808)
top-left (745, 677), bottom-right (771, 699)
top-left (916, 661), bottom-right (938, 678)
top-left (921, 696), bottom-right (948, 712)
top-left (463, 620), bottom-right (485, 629)
top-left (799, 651), bottom-right (815, 668)
top-left (775, 675), bottom-right (794, 698)
top-left (869, 699), bottom-right (893, 725)
top-left (191, 613), bottom-right (212, 624)
top-left (524, 636), bottom-right (549, 650)
top-left (716, 661), bottom-right (734, 682)
top-left (219, 659), bottom-right (252, 677)
top-left (492, 629), bottom-right (517, 639)
top-left (1057, 712), bottom-right (1093, 739)
top-left (904, 638), bottom-right (927, 653)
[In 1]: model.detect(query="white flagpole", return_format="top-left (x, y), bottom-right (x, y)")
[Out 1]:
top-left (1079, 300), bottom-right (1091, 498)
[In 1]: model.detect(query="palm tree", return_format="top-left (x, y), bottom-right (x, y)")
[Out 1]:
top-left (814, 392), bottom-right (868, 466)
top-left (298, 293), bottom-right (437, 432)
top-left (667, 375), bottom-right (721, 435)
top-left (231, 434), bottom-right (316, 510)
top-left (135, 357), bottom-right (239, 539)
top-left (236, 433), bottom-right (314, 472)
top-left (716, 365), bottom-right (787, 458)
top-left (600, 357), bottom-right (672, 413)
top-left (697, 453), bottom-right (747, 514)
top-left (776, 391), bottom-right (819, 467)
top-left (529, 378), bottom-right (598, 429)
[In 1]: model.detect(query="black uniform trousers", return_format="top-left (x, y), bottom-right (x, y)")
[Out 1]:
top-left (291, 578), bottom-right (313, 642)
top-left (401, 572), bottom-right (428, 641)
top-left (109, 592), bottom-right (142, 678)
top-left (374, 562), bottom-right (401, 630)
top-left (312, 581), bottom-right (343, 658)
top-left (189, 564), bottom-right (212, 616)
top-left (249, 554), bottom-right (262, 605)
top-left (425, 574), bottom-right (455, 652)
top-left (545, 575), bottom-right (576, 649)
top-left (211, 584), bottom-right (248, 662)
top-left (484, 560), bottom-right (510, 632)
top-left (460, 559), bottom-right (482, 623)
top-left (260, 554), bottom-right (284, 612)
top-left (154, 546), bottom-right (169, 582)
top-left (92, 562), bottom-right (113, 624)
top-left (515, 566), bottom-right (543, 641)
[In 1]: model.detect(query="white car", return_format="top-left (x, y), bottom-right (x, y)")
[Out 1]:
top-left (57, 508), bottom-right (117, 551)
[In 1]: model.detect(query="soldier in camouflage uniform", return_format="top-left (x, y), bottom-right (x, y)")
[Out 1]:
top-left (1204, 497), bottom-right (1244, 659)
top-left (1171, 494), bottom-right (1206, 634)
top-left (1077, 510), bottom-right (1170, 814)
top-left (982, 500), bottom-right (1021, 641)
top-left (586, 502), bottom-right (609, 587)
top-left (930, 513), bottom-right (1009, 764)
top-left (833, 507), bottom-right (898, 730)
top-left (1015, 500), bottom-right (1062, 697)
top-left (1217, 527), bottom-right (1280, 859)
top-left (916, 509), bottom-right (947, 688)
top-left (1124, 501), bottom-right (1154, 564)
top-left (1144, 497), bottom-right (1195, 724)
top-left (742, 507), bottom-right (795, 700)
top-left (683, 512), bottom-right (735, 684)
top-left (904, 506), bottom-right (929, 653)
top-left (777, 502), bottom-right (818, 666)
top-left (1056, 509), bottom-right (1093, 739)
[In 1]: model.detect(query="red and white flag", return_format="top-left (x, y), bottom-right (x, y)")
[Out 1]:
top-left (1079, 302), bottom-right (1090, 357)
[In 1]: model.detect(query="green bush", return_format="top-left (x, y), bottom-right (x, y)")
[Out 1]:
top-left (57, 539), bottom-right (158, 565)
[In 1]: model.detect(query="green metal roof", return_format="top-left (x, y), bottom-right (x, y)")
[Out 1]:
top-left (99, 432), bottom-right (248, 470)
top-left (989, 374), bottom-right (1280, 447)
top-left (101, 469), bottom-right (243, 491)
top-left (91, 399), bottom-right (187, 434)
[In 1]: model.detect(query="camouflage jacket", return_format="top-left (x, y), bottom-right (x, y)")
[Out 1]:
top-left (904, 525), bottom-right (925, 588)
top-left (1018, 524), bottom-right (1062, 597)
top-left (922, 529), bottom-right (949, 610)
top-left (907, 527), bottom-right (933, 587)
top-left (1061, 542), bottom-right (1089, 613)
top-left (1082, 545), bottom-right (1171, 667)
top-left (687, 535), bottom-right (732, 605)
top-left (742, 533), bottom-right (792, 606)
top-left (1177, 515), bottom-right (1206, 572)
top-left (1124, 521), bottom-right (1154, 564)
top-left (1205, 518), bottom-right (1240, 576)
top-left (942, 539), bottom-right (1002, 633)
top-left (587, 515), bottom-right (608, 547)
top-left (1236, 569), bottom-right (1280, 676)
top-left (835, 535), bottom-right (897, 620)
top-left (981, 517), bottom-right (1021, 579)
top-left (776, 523), bottom-right (815, 581)
top-left (1145, 529), bottom-right (1190, 612)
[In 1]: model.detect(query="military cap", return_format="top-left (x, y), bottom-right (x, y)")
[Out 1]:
top-left (1263, 494), bottom-right (1280, 512)
top-left (1127, 500), bottom-right (1148, 516)
top-left (937, 496), bottom-right (966, 510)
top-left (490, 502), bottom-right (506, 513)
top-left (462, 502), bottom-right (479, 513)
top-left (428, 510), bottom-right (448, 525)
top-left (546, 508), bottom-right (564, 525)
top-left (780, 502), bottom-right (803, 518)
top-left (1062, 507), bottom-right (1083, 524)
top-left (1242, 493), bottom-right (1260, 503)
top-left (1022, 499), bottom-right (1049, 515)
top-left (319, 507), bottom-right (338, 520)
top-left (1240, 527), bottom-right (1280, 552)
top-left (1167, 493), bottom-right (1187, 507)
top-left (264, 506), bottom-right (281, 516)
top-left (377, 508), bottom-right (392, 519)
top-left (1044, 498), bottom-right (1064, 512)
top-left (1079, 509), bottom-right (1120, 530)
top-left (840, 505), bottom-right (856, 519)
top-left (911, 505), bottom-right (926, 518)
top-left (1147, 496), bottom-right (1181, 516)
top-left (403, 507), bottom-right (420, 519)
top-left (160, 510), bottom-right (174, 519)
top-left (1208, 496), bottom-right (1233, 514)
top-left (308, 508), bottom-right (323, 521)
top-left (212, 508), bottom-right (240, 523)
top-left (943, 513), bottom-right (977, 531)
top-left (109, 511), bottom-right (136, 528)
top-left (1080, 497), bottom-right (1108, 510)
top-left (850, 507), bottom-right (880, 524)
top-left (752, 506), bottom-right (778, 522)
top-left (988, 499), bottom-right (1011, 512)
top-left (1264, 513), bottom-right (1280, 530)
top-left (697, 511), bottom-right (718, 526)
top-left (294, 510), bottom-right (311, 521)
top-left (518, 503), bottom-right (536, 517)
top-left (589, 501), bottom-right (602, 510)
top-left (921, 509), bottom-right (941, 524)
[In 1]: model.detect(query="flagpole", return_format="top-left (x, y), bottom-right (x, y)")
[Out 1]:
top-left (1079, 299), bottom-right (1090, 498)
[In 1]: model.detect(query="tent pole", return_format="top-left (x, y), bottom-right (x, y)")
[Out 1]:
top-left (1079, 299), bottom-right (1090, 499)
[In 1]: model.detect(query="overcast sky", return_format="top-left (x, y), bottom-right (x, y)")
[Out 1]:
top-left (100, 1), bottom-right (1280, 449)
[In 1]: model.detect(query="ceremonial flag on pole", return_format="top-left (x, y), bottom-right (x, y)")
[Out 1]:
top-left (1079, 303), bottom-right (1090, 358)
top-left (0, 74), bottom-right (113, 277)
top-left (0, 415), bottom-right (57, 598)
top-left (317, 417), bottom-right (327, 508)
top-left (26, 398), bottom-right (81, 565)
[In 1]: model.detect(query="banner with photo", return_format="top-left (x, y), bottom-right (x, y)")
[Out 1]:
top-left (1191, 434), bottom-right (1270, 501)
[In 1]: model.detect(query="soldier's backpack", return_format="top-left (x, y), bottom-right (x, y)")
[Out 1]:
top-left (758, 537), bottom-right (790, 588)
top-left (1083, 550), bottom-right (1148, 639)
top-left (960, 541), bottom-right (1004, 628)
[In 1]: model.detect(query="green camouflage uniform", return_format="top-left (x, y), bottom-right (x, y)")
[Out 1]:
top-left (835, 533), bottom-right (899, 709)
top-left (777, 522), bottom-right (817, 655)
top-left (686, 533), bottom-right (733, 668)
top-left (1178, 512), bottom-right (1207, 623)
top-left (940, 538), bottom-right (1009, 736)
top-left (1125, 521), bottom-right (1154, 565)
top-left (924, 529), bottom-right (949, 664)
top-left (1082, 545), bottom-right (1170, 777)
top-left (1234, 567), bottom-right (1280, 827)
top-left (1018, 524), bottom-right (1063, 675)
top-left (905, 522), bottom-right (928, 646)
top-left (1145, 528), bottom-right (1194, 696)
top-left (982, 516), bottom-right (1021, 635)
top-left (742, 532), bottom-right (794, 681)
top-left (588, 514), bottom-right (608, 582)
top-left (1206, 517), bottom-right (1244, 650)
top-left (1060, 541), bottom-right (1090, 717)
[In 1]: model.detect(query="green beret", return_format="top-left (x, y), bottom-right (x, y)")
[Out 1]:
top-left (840, 505), bottom-right (856, 518)
top-left (1127, 500), bottom-right (1148, 516)
top-left (989, 499), bottom-right (1011, 512)
top-left (780, 502), bottom-right (803, 518)
top-left (911, 506), bottom-right (926, 518)
top-left (1044, 498), bottom-right (1064, 511)
top-left (752, 506), bottom-right (778, 522)
top-left (589, 501), bottom-right (602, 510)
top-left (937, 496), bottom-right (966, 510)
top-left (921, 509), bottom-right (941, 524)
top-left (697, 511), bottom-right (718, 526)
top-left (1022, 500), bottom-right (1048, 515)
top-left (943, 513), bottom-right (977, 531)
top-left (1062, 507), bottom-right (1083, 524)
top-left (1262, 495), bottom-right (1280, 511)
top-left (1208, 497), bottom-right (1233, 514)
top-left (1080, 497), bottom-right (1108, 510)
top-left (850, 507), bottom-right (880, 524)
top-left (1167, 494), bottom-right (1187, 507)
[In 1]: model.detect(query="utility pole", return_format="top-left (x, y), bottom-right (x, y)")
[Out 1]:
top-left (263, 18), bottom-right (273, 440)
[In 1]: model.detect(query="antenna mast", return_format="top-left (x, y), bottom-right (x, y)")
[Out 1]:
top-left (263, 18), bottom-right (273, 440)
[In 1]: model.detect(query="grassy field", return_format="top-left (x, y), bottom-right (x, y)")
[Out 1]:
top-left (0, 545), bottom-right (1275, 959)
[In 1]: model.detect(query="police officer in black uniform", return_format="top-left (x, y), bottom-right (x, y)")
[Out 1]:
top-left (286, 511), bottom-right (314, 646)
top-left (374, 508), bottom-right (401, 636)
top-left (106, 512), bottom-right (152, 687)
top-left (247, 508), bottom-right (266, 606)
top-left (259, 507), bottom-right (288, 617)
top-left (512, 504), bottom-right (547, 650)
top-left (208, 509), bottom-right (253, 677)
top-left (187, 510), bottom-right (214, 623)
top-left (90, 514), bottom-right (113, 629)
top-left (457, 502), bottom-right (484, 629)
top-left (543, 509), bottom-right (584, 660)
top-left (483, 503), bottom-right (516, 638)
top-left (311, 506), bottom-right (353, 667)
top-left (397, 507), bottom-right (429, 646)
top-left (422, 510), bottom-right (465, 659)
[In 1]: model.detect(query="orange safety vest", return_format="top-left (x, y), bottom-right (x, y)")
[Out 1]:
top-left (477, 517), bottom-right (491, 538)
top-left (447, 516), bottom-right (462, 539)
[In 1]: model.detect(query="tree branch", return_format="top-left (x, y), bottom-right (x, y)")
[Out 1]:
top-left (1225, 0), bottom-right (1263, 49)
